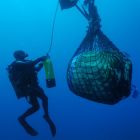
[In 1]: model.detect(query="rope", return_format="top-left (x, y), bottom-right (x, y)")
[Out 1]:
top-left (75, 4), bottom-right (89, 20)
top-left (47, 1), bottom-right (59, 54)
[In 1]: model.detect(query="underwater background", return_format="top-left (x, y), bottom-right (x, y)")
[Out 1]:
top-left (0, 0), bottom-right (140, 140)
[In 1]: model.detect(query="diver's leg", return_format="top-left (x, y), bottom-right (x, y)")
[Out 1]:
top-left (18, 117), bottom-right (38, 136)
top-left (43, 114), bottom-right (56, 137)
top-left (37, 87), bottom-right (56, 136)
top-left (35, 87), bottom-right (48, 115)
top-left (18, 95), bottom-right (40, 136)
top-left (20, 95), bottom-right (40, 118)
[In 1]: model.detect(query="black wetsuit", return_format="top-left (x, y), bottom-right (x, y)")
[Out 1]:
top-left (9, 58), bottom-right (48, 116)
top-left (8, 58), bottom-right (56, 136)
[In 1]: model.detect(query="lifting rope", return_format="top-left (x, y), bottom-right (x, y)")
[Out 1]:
top-left (47, 1), bottom-right (59, 54)
top-left (47, 0), bottom-right (89, 54)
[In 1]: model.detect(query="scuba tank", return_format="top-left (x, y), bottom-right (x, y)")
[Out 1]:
top-left (43, 55), bottom-right (56, 88)
top-left (7, 62), bottom-right (28, 99)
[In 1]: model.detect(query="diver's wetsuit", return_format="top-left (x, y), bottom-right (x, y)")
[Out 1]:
top-left (10, 57), bottom-right (56, 136)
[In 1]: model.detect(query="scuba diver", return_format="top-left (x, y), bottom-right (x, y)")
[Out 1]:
top-left (7, 50), bottom-right (56, 136)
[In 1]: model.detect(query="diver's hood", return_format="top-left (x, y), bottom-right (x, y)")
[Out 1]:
top-left (14, 50), bottom-right (28, 60)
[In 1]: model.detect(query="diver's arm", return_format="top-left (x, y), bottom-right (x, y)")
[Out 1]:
top-left (33, 56), bottom-right (47, 66)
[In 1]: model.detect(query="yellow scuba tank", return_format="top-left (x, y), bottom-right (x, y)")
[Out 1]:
top-left (43, 55), bottom-right (56, 88)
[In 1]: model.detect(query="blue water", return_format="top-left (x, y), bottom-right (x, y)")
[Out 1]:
top-left (0, 0), bottom-right (140, 140)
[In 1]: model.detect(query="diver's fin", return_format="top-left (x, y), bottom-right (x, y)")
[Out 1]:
top-left (132, 89), bottom-right (139, 99)
top-left (18, 117), bottom-right (38, 136)
top-left (131, 85), bottom-right (139, 99)
top-left (43, 115), bottom-right (56, 137)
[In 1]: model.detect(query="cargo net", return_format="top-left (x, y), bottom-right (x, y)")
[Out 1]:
top-left (67, 5), bottom-right (132, 105)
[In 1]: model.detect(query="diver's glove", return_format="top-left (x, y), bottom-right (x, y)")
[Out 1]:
top-left (40, 56), bottom-right (48, 61)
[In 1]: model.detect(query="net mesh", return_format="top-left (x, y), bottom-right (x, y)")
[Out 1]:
top-left (67, 4), bottom-right (132, 105)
